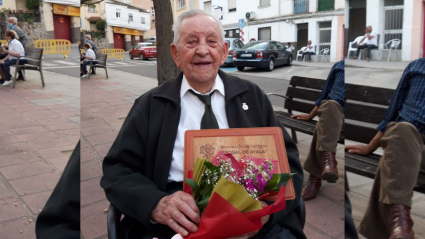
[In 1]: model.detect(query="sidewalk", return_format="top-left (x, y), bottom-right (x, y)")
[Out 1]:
top-left (0, 70), bottom-right (79, 238)
top-left (80, 68), bottom-right (344, 239)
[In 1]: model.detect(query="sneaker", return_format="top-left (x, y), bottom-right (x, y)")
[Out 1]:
top-left (2, 80), bottom-right (11, 86)
top-left (0, 79), bottom-right (4, 84)
top-left (81, 74), bottom-right (87, 78)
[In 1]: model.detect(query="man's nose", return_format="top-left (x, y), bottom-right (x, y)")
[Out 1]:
top-left (195, 41), bottom-right (209, 56)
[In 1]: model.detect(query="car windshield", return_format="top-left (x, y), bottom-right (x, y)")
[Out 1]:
top-left (242, 42), bottom-right (268, 50)
top-left (138, 43), bottom-right (153, 47)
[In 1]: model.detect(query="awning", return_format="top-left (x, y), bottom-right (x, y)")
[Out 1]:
top-left (87, 16), bottom-right (102, 22)
top-left (113, 27), bottom-right (141, 36)
top-left (53, 4), bottom-right (80, 17)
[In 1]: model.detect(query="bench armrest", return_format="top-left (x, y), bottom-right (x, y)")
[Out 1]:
top-left (266, 93), bottom-right (291, 100)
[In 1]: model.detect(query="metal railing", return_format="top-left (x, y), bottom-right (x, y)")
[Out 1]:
top-left (34, 39), bottom-right (71, 58)
top-left (0, 40), bottom-right (8, 46)
top-left (294, 0), bottom-right (309, 14)
top-left (101, 49), bottom-right (125, 61)
top-left (318, 26), bottom-right (332, 53)
top-left (383, 6), bottom-right (403, 49)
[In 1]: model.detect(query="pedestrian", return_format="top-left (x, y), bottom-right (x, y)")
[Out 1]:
top-left (301, 40), bottom-right (315, 62)
top-left (8, 17), bottom-right (28, 80)
top-left (100, 9), bottom-right (306, 239)
top-left (0, 31), bottom-right (26, 86)
top-left (346, 58), bottom-right (425, 239)
top-left (84, 35), bottom-right (97, 74)
top-left (291, 60), bottom-right (344, 200)
top-left (285, 42), bottom-right (295, 62)
top-left (352, 26), bottom-right (378, 62)
top-left (80, 43), bottom-right (96, 78)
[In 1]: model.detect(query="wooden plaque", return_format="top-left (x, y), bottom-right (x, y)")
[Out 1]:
top-left (184, 127), bottom-right (295, 200)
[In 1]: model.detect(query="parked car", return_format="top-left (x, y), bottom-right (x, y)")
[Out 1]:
top-left (232, 41), bottom-right (292, 71)
top-left (129, 42), bottom-right (157, 60)
top-left (223, 38), bottom-right (244, 66)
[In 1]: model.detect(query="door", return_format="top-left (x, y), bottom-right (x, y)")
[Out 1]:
top-left (113, 33), bottom-right (125, 50)
top-left (131, 35), bottom-right (136, 47)
top-left (297, 23), bottom-right (308, 52)
top-left (348, 3), bottom-right (366, 55)
top-left (140, 36), bottom-right (144, 42)
top-left (53, 15), bottom-right (71, 41)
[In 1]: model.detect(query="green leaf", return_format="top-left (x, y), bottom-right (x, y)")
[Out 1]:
top-left (263, 173), bottom-right (296, 192)
top-left (197, 196), bottom-right (210, 211)
top-left (185, 178), bottom-right (200, 196)
top-left (263, 174), bottom-right (280, 192)
top-left (204, 162), bottom-right (220, 171)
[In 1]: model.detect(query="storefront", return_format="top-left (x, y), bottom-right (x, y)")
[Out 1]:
top-left (112, 27), bottom-right (142, 50)
top-left (52, 4), bottom-right (80, 42)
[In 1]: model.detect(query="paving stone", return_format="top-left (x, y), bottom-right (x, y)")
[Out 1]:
top-left (0, 143), bottom-right (31, 156)
top-left (81, 177), bottom-right (106, 205)
top-left (9, 173), bottom-right (61, 195)
top-left (0, 152), bottom-right (42, 167)
top-left (80, 200), bottom-right (109, 239)
top-left (45, 156), bottom-right (70, 171)
top-left (0, 182), bottom-right (14, 198)
top-left (81, 159), bottom-right (104, 181)
top-left (303, 223), bottom-right (332, 239)
top-left (0, 135), bottom-right (21, 145)
top-left (0, 161), bottom-right (55, 180)
top-left (9, 126), bottom-right (50, 135)
top-left (94, 143), bottom-right (113, 158)
top-left (81, 124), bottom-right (116, 137)
top-left (45, 122), bottom-right (79, 131)
top-left (0, 199), bottom-right (28, 222)
top-left (22, 190), bottom-right (53, 215)
top-left (17, 132), bottom-right (60, 142)
top-left (27, 137), bottom-right (73, 150)
top-left (0, 217), bottom-right (36, 239)
top-left (86, 131), bottom-right (119, 146)
top-left (36, 145), bottom-right (76, 159)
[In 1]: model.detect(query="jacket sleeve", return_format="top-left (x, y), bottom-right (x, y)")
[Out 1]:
top-left (35, 142), bottom-right (80, 239)
top-left (100, 98), bottom-right (169, 228)
top-left (260, 91), bottom-right (305, 238)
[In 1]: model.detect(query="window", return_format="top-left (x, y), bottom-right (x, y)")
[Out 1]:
top-left (88, 5), bottom-right (97, 13)
top-left (383, 0), bottom-right (404, 47)
top-left (258, 27), bottom-right (271, 41)
top-left (178, 0), bottom-right (186, 9)
top-left (204, 1), bottom-right (212, 15)
top-left (228, 0), bottom-right (236, 12)
top-left (116, 9), bottom-right (121, 18)
top-left (260, 0), bottom-right (270, 7)
top-left (318, 0), bottom-right (334, 12)
top-left (129, 13), bottom-right (133, 22)
top-left (141, 17), bottom-right (146, 24)
top-left (151, 7), bottom-right (155, 16)
top-left (277, 42), bottom-right (285, 50)
top-left (294, 0), bottom-right (309, 14)
top-left (318, 22), bottom-right (332, 53)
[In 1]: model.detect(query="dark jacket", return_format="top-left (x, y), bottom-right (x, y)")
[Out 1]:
top-left (11, 25), bottom-right (28, 47)
top-left (36, 142), bottom-right (80, 239)
top-left (100, 70), bottom-right (306, 238)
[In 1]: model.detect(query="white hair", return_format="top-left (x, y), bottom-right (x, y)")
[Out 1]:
top-left (8, 17), bottom-right (17, 24)
top-left (85, 35), bottom-right (92, 40)
top-left (172, 9), bottom-right (225, 45)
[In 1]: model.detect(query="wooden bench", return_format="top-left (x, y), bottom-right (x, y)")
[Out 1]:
top-left (13, 48), bottom-right (44, 89)
top-left (345, 83), bottom-right (425, 193)
top-left (267, 76), bottom-right (344, 144)
top-left (88, 53), bottom-right (108, 79)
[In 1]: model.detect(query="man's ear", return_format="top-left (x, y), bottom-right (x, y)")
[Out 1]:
top-left (220, 40), bottom-right (229, 65)
top-left (170, 43), bottom-right (181, 68)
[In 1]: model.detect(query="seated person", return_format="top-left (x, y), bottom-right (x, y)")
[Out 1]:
top-left (80, 43), bottom-right (96, 78)
top-left (0, 30), bottom-right (26, 86)
top-left (301, 40), bottom-right (315, 62)
top-left (285, 43), bottom-right (294, 61)
top-left (101, 9), bottom-right (306, 239)
top-left (352, 26), bottom-right (378, 62)
top-left (346, 58), bottom-right (425, 239)
top-left (291, 61), bottom-right (344, 200)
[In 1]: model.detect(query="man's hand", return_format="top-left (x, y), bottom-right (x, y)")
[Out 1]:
top-left (151, 191), bottom-right (200, 237)
top-left (345, 145), bottom-right (372, 155)
top-left (291, 114), bottom-right (313, 121)
top-left (3, 49), bottom-right (9, 54)
top-left (227, 201), bottom-right (270, 239)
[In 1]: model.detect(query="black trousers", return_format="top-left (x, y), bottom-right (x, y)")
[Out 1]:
top-left (356, 44), bottom-right (377, 58)
top-left (302, 52), bottom-right (315, 61)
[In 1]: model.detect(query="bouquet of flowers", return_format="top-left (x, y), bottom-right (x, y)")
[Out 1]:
top-left (181, 151), bottom-right (294, 239)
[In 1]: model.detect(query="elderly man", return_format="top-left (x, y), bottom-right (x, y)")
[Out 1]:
top-left (352, 26), bottom-right (378, 62)
top-left (101, 10), bottom-right (305, 239)
top-left (291, 61), bottom-right (344, 200)
top-left (346, 58), bottom-right (425, 239)
top-left (8, 17), bottom-right (28, 80)
top-left (301, 40), bottom-right (315, 62)
top-left (84, 35), bottom-right (98, 53)
top-left (0, 31), bottom-right (26, 86)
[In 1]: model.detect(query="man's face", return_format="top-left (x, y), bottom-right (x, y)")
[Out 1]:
top-left (8, 19), bottom-right (14, 25)
top-left (308, 41), bottom-right (312, 45)
top-left (366, 27), bottom-right (372, 33)
top-left (171, 15), bottom-right (228, 86)
top-left (5, 35), bottom-right (11, 41)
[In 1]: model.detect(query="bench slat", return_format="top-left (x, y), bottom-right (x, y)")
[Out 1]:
top-left (290, 76), bottom-right (325, 90)
top-left (286, 88), bottom-right (322, 102)
top-left (346, 83), bottom-right (395, 106)
top-left (284, 100), bottom-right (315, 114)
top-left (345, 102), bottom-right (387, 124)
top-left (345, 123), bottom-right (378, 145)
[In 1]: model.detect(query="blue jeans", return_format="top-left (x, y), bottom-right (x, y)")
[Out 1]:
top-left (1, 59), bottom-right (27, 81)
top-left (80, 60), bottom-right (97, 74)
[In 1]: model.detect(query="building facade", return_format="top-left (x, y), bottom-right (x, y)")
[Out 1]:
top-left (42, 0), bottom-right (81, 43)
top-left (346, 0), bottom-right (424, 61)
top-left (172, 0), bottom-right (200, 20)
top-left (199, 0), bottom-right (345, 62)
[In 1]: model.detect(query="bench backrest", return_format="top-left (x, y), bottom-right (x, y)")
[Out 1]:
top-left (284, 76), bottom-right (325, 115)
top-left (25, 48), bottom-right (43, 66)
top-left (96, 53), bottom-right (107, 66)
top-left (345, 83), bottom-right (395, 144)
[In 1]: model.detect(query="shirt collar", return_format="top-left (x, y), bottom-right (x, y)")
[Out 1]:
top-left (180, 73), bottom-right (225, 99)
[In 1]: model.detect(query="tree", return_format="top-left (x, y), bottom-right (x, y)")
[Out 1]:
top-left (152, 0), bottom-right (179, 85)
top-left (25, 0), bottom-right (39, 11)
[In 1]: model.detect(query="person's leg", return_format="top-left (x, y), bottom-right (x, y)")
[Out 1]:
top-left (3, 59), bottom-right (17, 81)
top-left (355, 44), bottom-right (367, 57)
top-left (302, 100), bottom-right (344, 200)
top-left (359, 122), bottom-right (422, 239)
top-left (82, 61), bottom-right (89, 75)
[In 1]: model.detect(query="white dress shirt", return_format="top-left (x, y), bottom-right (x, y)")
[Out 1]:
top-left (304, 44), bottom-right (315, 53)
top-left (285, 45), bottom-right (294, 53)
top-left (365, 30), bottom-right (378, 46)
top-left (85, 48), bottom-right (96, 60)
top-left (168, 74), bottom-right (229, 182)
top-left (8, 39), bottom-right (25, 60)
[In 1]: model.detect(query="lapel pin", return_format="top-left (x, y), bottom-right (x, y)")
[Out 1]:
top-left (242, 103), bottom-right (248, 110)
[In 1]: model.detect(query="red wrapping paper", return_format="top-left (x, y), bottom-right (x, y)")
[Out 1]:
top-left (183, 185), bottom-right (287, 239)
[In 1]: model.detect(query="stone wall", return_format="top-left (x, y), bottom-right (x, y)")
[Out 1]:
top-left (17, 21), bottom-right (49, 47)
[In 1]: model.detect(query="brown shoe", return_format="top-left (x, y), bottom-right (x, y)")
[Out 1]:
top-left (321, 152), bottom-right (338, 183)
top-left (302, 174), bottom-right (322, 201)
top-left (366, 57), bottom-right (370, 62)
top-left (389, 205), bottom-right (414, 239)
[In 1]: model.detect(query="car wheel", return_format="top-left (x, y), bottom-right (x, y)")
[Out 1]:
top-left (140, 53), bottom-right (144, 60)
top-left (237, 66), bottom-right (244, 71)
top-left (267, 58), bottom-right (274, 71)
top-left (129, 53), bottom-right (133, 60)
top-left (287, 56), bottom-right (292, 66)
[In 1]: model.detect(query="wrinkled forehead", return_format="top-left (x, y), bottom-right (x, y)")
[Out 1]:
top-left (179, 15), bottom-right (220, 37)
